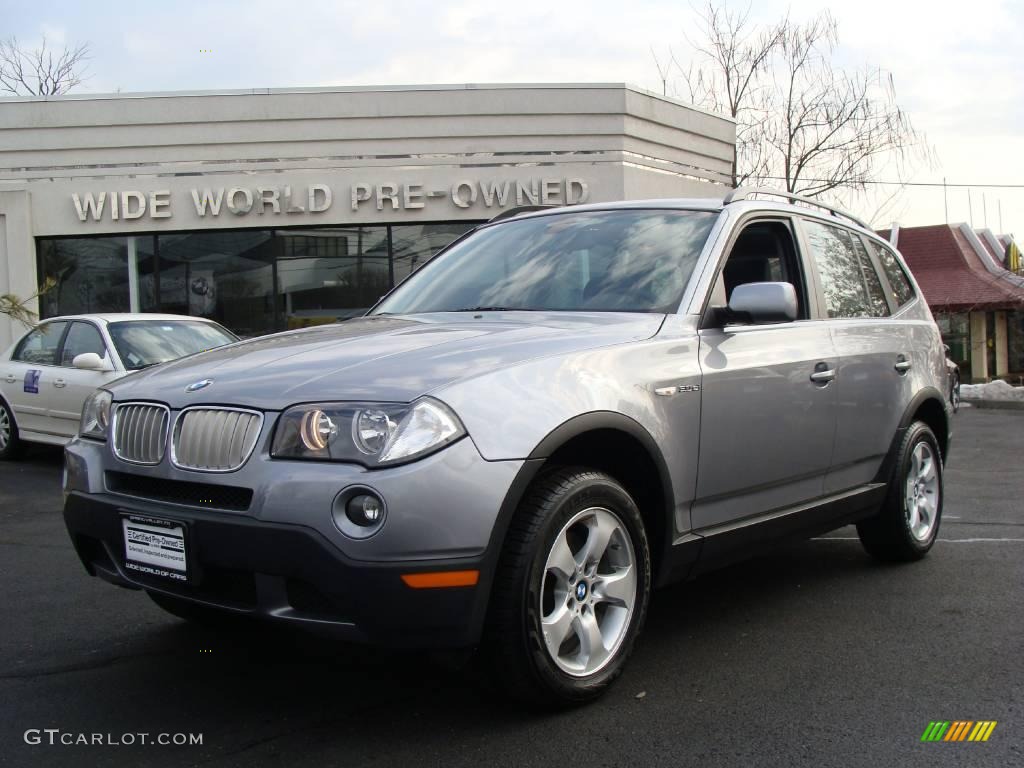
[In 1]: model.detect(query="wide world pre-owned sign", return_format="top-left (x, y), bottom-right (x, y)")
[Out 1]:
top-left (70, 178), bottom-right (591, 223)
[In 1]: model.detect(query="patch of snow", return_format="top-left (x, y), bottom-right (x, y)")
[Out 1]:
top-left (960, 380), bottom-right (1024, 401)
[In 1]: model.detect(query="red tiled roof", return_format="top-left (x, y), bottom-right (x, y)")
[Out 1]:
top-left (876, 224), bottom-right (1024, 312)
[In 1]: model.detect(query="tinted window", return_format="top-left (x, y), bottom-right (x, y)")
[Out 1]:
top-left (374, 210), bottom-right (717, 315)
top-left (804, 220), bottom-right (888, 318)
top-left (852, 237), bottom-right (890, 317)
top-left (868, 241), bottom-right (916, 307)
top-left (107, 320), bottom-right (237, 370)
top-left (60, 322), bottom-right (107, 366)
top-left (13, 322), bottom-right (68, 365)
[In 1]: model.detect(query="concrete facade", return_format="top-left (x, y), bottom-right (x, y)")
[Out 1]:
top-left (0, 83), bottom-right (735, 345)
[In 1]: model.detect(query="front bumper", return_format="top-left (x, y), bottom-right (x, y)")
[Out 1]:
top-left (62, 435), bottom-right (530, 648)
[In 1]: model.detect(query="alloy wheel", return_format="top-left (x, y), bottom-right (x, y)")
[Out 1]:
top-left (0, 405), bottom-right (10, 451)
top-left (539, 506), bottom-right (636, 677)
top-left (905, 441), bottom-right (940, 542)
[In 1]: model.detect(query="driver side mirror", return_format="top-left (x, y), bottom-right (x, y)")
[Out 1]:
top-left (72, 352), bottom-right (114, 372)
top-left (726, 282), bottom-right (798, 324)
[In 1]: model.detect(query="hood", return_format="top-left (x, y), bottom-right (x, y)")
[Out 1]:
top-left (106, 312), bottom-right (664, 410)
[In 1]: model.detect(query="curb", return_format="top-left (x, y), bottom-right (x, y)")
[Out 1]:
top-left (961, 399), bottom-right (1024, 411)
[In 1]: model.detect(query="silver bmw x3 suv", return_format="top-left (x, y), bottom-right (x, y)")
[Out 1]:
top-left (63, 188), bottom-right (953, 705)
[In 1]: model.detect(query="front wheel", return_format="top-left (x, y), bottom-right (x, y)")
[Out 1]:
top-left (857, 421), bottom-right (943, 562)
top-left (0, 398), bottom-right (24, 461)
top-left (484, 468), bottom-right (651, 706)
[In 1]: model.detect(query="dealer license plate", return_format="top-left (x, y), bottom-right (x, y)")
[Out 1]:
top-left (122, 515), bottom-right (189, 582)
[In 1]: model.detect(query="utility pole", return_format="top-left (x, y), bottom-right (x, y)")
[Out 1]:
top-left (943, 177), bottom-right (948, 223)
top-left (983, 193), bottom-right (988, 228)
top-left (968, 188), bottom-right (974, 227)
top-left (999, 200), bottom-right (1003, 233)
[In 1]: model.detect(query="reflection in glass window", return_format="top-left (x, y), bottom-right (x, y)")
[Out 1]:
top-left (157, 231), bottom-right (276, 337)
top-left (13, 321), bottom-right (68, 365)
top-left (107, 320), bottom-right (237, 370)
top-left (804, 220), bottom-right (885, 318)
top-left (851, 237), bottom-right (890, 317)
top-left (868, 241), bottom-right (916, 307)
top-left (391, 223), bottom-right (477, 285)
top-left (376, 211), bottom-right (717, 315)
top-left (38, 238), bottom-right (131, 316)
top-left (60, 322), bottom-right (107, 366)
top-left (275, 228), bottom-right (390, 328)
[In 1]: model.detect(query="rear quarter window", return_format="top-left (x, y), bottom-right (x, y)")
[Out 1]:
top-left (868, 240), bottom-right (916, 307)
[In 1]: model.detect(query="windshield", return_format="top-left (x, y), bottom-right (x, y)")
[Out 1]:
top-left (107, 320), bottom-right (238, 370)
top-left (372, 209), bottom-right (717, 315)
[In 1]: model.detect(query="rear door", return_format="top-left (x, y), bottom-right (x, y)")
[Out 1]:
top-left (692, 216), bottom-right (838, 531)
top-left (48, 320), bottom-right (121, 438)
top-left (0, 321), bottom-right (69, 436)
top-left (797, 218), bottom-right (912, 493)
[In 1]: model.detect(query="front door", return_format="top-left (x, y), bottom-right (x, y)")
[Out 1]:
top-left (49, 321), bottom-right (120, 438)
top-left (2, 321), bottom-right (69, 437)
top-left (691, 218), bottom-right (837, 531)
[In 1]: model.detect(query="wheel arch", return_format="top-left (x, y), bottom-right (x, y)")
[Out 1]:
top-left (490, 412), bottom-right (675, 585)
top-left (874, 387), bottom-right (951, 485)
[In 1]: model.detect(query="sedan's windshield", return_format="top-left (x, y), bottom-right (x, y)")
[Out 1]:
top-left (107, 320), bottom-right (237, 370)
top-left (372, 209), bottom-right (717, 315)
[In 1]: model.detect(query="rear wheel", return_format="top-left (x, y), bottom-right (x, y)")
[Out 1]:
top-left (484, 468), bottom-right (651, 706)
top-left (857, 421), bottom-right (943, 561)
top-left (950, 370), bottom-right (961, 413)
top-left (0, 398), bottom-right (24, 461)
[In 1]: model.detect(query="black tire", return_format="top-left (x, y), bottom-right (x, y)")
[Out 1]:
top-left (483, 467), bottom-right (651, 707)
top-left (857, 421), bottom-right (943, 562)
top-left (0, 397), bottom-right (25, 461)
top-left (147, 591), bottom-right (250, 629)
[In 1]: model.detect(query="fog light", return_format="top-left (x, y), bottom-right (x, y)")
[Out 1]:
top-left (346, 493), bottom-right (384, 527)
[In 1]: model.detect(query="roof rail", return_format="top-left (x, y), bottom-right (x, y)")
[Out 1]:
top-left (487, 205), bottom-right (556, 223)
top-left (723, 186), bottom-right (870, 231)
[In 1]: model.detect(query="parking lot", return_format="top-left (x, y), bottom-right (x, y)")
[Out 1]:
top-left (1, 407), bottom-right (1020, 768)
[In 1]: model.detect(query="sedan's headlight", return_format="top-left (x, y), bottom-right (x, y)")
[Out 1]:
top-left (271, 397), bottom-right (465, 467)
top-left (80, 389), bottom-right (113, 441)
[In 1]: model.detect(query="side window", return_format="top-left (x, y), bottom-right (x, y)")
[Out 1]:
top-left (852, 237), bottom-right (890, 317)
top-left (12, 321), bottom-right (68, 365)
top-left (60, 322), bottom-right (107, 367)
top-left (711, 220), bottom-right (809, 319)
top-left (868, 240), bottom-right (916, 308)
top-left (804, 220), bottom-right (888, 319)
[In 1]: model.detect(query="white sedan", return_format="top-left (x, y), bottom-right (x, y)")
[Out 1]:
top-left (0, 313), bottom-right (237, 459)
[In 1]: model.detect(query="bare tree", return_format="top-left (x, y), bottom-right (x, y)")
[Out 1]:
top-left (675, 3), bottom-right (786, 187)
top-left (0, 36), bottom-right (90, 96)
top-left (670, 3), bottom-right (927, 210)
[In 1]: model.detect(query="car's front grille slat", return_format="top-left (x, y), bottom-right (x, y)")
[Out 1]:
top-left (112, 403), bottom-right (169, 465)
top-left (105, 471), bottom-right (254, 512)
top-left (173, 407), bottom-right (262, 472)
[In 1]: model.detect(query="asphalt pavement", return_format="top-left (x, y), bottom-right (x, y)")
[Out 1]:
top-left (1, 408), bottom-right (1021, 768)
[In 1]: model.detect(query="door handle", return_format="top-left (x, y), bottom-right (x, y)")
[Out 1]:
top-left (895, 356), bottom-right (912, 374)
top-left (3, 375), bottom-right (15, 384)
top-left (810, 363), bottom-right (836, 384)
top-left (53, 378), bottom-right (67, 388)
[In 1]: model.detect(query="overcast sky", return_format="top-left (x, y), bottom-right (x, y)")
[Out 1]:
top-left (3, 0), bottom-right (1022, 238)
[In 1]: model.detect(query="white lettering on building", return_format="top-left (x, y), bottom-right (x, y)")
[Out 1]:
top-left (72, 179), bottom-right (591, 222)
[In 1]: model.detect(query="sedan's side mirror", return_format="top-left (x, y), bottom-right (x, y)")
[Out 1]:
top-left (727, 282), bottom-right (798, 324)
top-left (72, 352), bottom-right (114, 372)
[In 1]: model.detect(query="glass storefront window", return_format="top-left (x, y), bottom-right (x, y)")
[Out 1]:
top-left (37, 221), bottom-right (483, 335)
top-left (1008, 310), bottom-right (1024, 374)
top-left (276, 227), bottom-right (390, 329)
top-left (391, 223), bottom-right (477, 285)
top-left (936, 312), bottom-right (970, 367)
top-left (156, 231), bottom-right (277, 338)
top-left (38, 237), bottom-right (132, 316)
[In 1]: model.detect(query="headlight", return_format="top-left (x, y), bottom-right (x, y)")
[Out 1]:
top-left (79, 389), bottom-right (113, 441)
top-left (271, 397), bottom-right (465, 467)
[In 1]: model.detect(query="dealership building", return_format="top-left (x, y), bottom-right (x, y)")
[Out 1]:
top-left (0, 83), bottom-right (735, 347)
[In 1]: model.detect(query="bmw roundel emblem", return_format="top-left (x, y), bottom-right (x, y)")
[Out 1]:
top-left (185, 379), bottom-right (213, 393)
top-left (575, 582), bottom-right (588, 601)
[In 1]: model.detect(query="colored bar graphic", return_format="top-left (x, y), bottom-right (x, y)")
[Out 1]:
top-left (922, 721), bottom-right (996, 742)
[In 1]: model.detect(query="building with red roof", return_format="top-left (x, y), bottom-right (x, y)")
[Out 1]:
top-left (877, 223), bottom-right (1024, 381)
